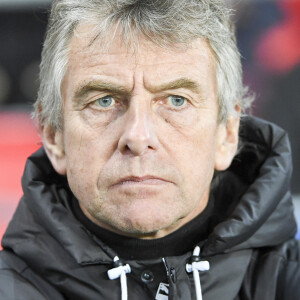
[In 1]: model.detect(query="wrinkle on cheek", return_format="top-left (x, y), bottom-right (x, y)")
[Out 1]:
top-left (64, 122), bottom-right (85, 152)
top-left (78, 132), bottom-right (83, 153)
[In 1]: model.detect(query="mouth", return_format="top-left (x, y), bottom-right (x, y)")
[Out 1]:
top-left (112, 175), bottom-right (171, 187)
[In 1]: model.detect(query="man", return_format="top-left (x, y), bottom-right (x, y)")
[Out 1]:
top-left (0, 0), bottom-right (299, 299)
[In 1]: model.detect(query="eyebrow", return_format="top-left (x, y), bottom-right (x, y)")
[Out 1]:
top-left (74, 77), bottom-right (203, 103)
top-left (74, 81), bottom-right (131, 102)
top-left (147, 78), bottom-right (202, 95)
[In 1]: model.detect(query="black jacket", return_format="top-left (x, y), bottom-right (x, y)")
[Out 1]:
top-left (0, 116), bottom-right (299, 300)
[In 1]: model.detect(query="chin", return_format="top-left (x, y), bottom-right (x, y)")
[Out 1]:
top-left (107, 208), bottom-right (184, 238)
top-left (89, 194), bottom-right (190, 238)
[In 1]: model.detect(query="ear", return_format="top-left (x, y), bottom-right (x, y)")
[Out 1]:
top-left (41, 123), bottom-right (67, 175)
top-left (214, 106), bottom-right (240, 171)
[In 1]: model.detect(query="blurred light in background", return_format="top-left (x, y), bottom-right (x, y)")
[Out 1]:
top-left (0, 0), bottom-right (299, 243)
top-left (0, 112), bottom-right (40, 246)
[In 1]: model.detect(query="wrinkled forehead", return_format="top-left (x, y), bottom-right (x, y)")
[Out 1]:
top-left (68, 22), bottom-right (216, 66)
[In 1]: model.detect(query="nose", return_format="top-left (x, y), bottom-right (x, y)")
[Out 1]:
top-left (118, 98), bottom-right (159, 156)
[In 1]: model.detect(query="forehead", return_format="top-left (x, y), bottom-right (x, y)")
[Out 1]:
top-left (65, 24), bottom-right (216, 89)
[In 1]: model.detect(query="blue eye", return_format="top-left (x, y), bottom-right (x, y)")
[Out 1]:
top-left (169, 95), bottom-right (186, 107)
top-left (96, 96), bottom-right (115, 108)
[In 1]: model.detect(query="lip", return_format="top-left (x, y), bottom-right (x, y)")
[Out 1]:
top-left (111, 175), bottom-right (171, 187)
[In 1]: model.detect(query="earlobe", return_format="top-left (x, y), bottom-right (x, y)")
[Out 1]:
top-left (41, 124), bottom-right (67, 175)
top-left (214, 113), bottom-right (240, 171)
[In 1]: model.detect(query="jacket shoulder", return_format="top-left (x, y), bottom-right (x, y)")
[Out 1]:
top-left (241, 239), bottom-right (300, 300)
top-left (276, 239), bottom-right (300, 300)
top-left (0, 250), bottom-right (64, 300)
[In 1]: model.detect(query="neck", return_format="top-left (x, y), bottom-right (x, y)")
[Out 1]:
top-left (71, 193), bottom-right (215, 260)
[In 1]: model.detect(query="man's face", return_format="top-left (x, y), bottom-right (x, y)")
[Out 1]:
top-left (46, 25), bottom-right (239, 238)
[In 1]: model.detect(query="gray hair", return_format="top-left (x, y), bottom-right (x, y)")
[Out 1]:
top-left (34, 0), bottom-right (253, 129)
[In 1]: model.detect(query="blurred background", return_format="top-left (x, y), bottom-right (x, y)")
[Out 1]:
top-left (0, 0), bottom-right (299, 243)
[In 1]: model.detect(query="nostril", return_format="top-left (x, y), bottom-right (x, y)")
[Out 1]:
top-left (124, 144), bottom-right (131, 152)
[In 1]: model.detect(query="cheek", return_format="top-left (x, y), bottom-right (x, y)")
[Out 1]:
top-left (164, 119), bottom-right (218, 194)
top-left (62, 122), bottom-right (115, 198)
top-left (162, 110), bottom-right (218, 161)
